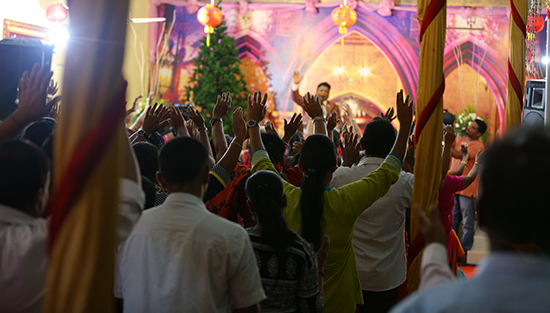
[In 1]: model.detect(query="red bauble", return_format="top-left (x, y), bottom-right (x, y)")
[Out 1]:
top-left (536, 16), bottom-right (545, 33)
top-left (197, 4), bottom-right (223, 28)
top-left (46, 3), bottom-right (69, 23)
top-left (331, 4), bottom-right (357, 30)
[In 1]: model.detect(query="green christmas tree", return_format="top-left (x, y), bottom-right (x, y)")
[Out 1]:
top-left (184, 19), bottom-right (250, 135)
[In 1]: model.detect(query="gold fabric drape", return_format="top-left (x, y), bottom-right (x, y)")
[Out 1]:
top-left (505, 0), bottom-right (527, 130)
top-left (409, 0), bottom-right (446, 292)
top-left (43, 0), bottom-right (130, 312)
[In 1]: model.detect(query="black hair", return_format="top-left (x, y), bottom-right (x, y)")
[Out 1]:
top-left (133, 142), bottom-right (159, 183)
top-left (261, 132), bottom-right (285, 167)
top-left (246, 170), bottom-right (297, 252)
top-left (141, 175), bottom-right (157, 210)
top-left (291, 152), bottom-right (301, 167)
top-left (299, 134), bottom-right (336, 249)
top-left (317, 82), bottom-right (331, 90)
top-left (158, 137), bottom-right (208, 185)
top-left (443, 109), bottom-right (456, 126)
top-left (23, 117), bottom-right (56, 147)
top-left (0, 140), bottom-right (50, 211)
top-left (474, 119), bottom-right (487, 135)
top-left (478, 128), bottom-right (550, 254)
top-left (361, 117), bottom-right (396, 158)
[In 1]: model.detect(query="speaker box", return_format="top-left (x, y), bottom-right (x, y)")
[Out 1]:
top-left (0, 38), bottom-right (53, 121)
top-left (522, 79), bottom-right (545, 126)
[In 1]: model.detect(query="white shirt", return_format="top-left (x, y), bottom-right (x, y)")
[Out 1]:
top-left (330, 157), bottom-right (414, 291)
top-left (0, 179), bottom-right (144, 313)
top-left (115, 192), bottom-right (266, 313)
top-left (391, 246), bottom-right (550, 313)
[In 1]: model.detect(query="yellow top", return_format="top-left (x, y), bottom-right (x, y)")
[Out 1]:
top-left (251, 149), bottom-right (401, 312)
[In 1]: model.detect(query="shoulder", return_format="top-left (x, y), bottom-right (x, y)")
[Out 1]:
top-left (391, 281), bottom-right (470, 313)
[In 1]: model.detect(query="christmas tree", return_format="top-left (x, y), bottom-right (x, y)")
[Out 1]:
top-left (184, 19), bottom-right (249, 135)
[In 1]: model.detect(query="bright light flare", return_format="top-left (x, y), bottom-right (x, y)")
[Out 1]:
top-left (333, 67), bottom-right (345, 76)
top-left (359, 67), bottom-right (371, 77)
top-left (543, 56), bottom-right (549, 65)
top-left (48, 25), bottom-right (70, 48)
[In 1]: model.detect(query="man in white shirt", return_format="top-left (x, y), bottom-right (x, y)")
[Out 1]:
top-left (391, 128), bottom-right (550, 313)
top-left (330, 116), bottom-right (413, 313)
top-left (0, 140), bottom-right (144, 313)
top-left (115, 136), bottom-right (266, 313)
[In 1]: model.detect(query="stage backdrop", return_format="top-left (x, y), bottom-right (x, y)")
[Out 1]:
top-left (150, 2), bottom-right (546, 139)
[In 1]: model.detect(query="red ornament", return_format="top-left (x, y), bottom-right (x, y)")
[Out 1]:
top-left (46, 3), bottom-right (69, 23)
top-left (331, 4), bottom-right (357, 45)
top-left (197, 4), bottom-right (223, 46)
top-left (536, 16), bottom-right (545, 33)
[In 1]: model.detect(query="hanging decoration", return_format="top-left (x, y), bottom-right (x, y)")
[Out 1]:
top-left (46, 2), bottom-right (69, 23)
top-left (526, 0), bottom-right (542, 73)
top-left (197, 2), bottom-right (223, 47)
top-left (331, 1), bottom-right (357, 46)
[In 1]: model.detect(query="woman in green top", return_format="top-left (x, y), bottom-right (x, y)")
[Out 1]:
top-left (245, 90), bottom-right (413, 312)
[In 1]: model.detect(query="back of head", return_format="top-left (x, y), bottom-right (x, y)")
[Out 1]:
top-left (23, 117), bottom-right (56, 147)
top-left (478, 128), bottom-right (550, 254)
top-left (0, 140), bottom-right (50, 211)
top-left (475, 119), bottom-right (487, 135)
top-left (361, 117), bottom-right (396, 158)
top-left (158, 137), bottom-right (208, 185)
top-left (246, 170), bottom-right (296, 252)
top-left (261, 132), bottom-right (285, 167)
top-left (140, 175), bottom-right (157, 210)
top-left (299, 134), bottom-right (337, 249)
top-left (133, 142), bottom-right (159, 183)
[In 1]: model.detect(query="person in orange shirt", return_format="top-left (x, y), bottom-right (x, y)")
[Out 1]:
top-left (449, 119), bottom-right (486, 253)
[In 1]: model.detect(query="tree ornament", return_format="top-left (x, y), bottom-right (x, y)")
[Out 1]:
top-left (46, 3), bottom-right (69, 23)
top-left (197, 4), bottom-right (223, 47)
top-left (331, 3), bottom-right (357, 46)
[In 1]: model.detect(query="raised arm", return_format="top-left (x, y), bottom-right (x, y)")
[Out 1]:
top-left (388, 90), bottom-right (413, 160)
top-left (217, 107), bottom-right (246, 174)
top-left (448, 149), bottom-right (468, 176)
top-left (247, 91), bottom-right (268, 154)
top-left (212, 92), bottom-right (232, 161)
top-left (188, 106), bottom-right (214, 159)
top-left (441, 125), bottom-right (456, 179)
top-left (291, 70), bottom-right (305, 107)
top-left (461, 151), bottom-right (481, 190)
top-left (302, 92), bottom-right (327, 136)
top-left (282, 113), bottom-right (303, 144)
top-left (0, 63), bottom-right (58, 140)
top-left (343, 103), bottom-right (362, 138)
top-left (131, 103), bottom-right (171, 144)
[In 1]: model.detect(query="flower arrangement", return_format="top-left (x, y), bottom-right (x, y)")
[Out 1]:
top-left (454, 103), bottom-right (490, 142)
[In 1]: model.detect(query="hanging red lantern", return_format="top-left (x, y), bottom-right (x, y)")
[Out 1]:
top-left (536, 16), bottom-right (545, 33)
top-left (197, 4), bottom-right (223, 47)
top-left (46, 3), bottom-right (69, 23)
top-left (331, 4), bottom-right (357, 45)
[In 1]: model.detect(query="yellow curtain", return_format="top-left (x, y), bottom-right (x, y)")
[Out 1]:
top-left (408, 0), bottom-right (446, 292)
top-left (43, 0), bottom-right (130, 311)
top-left (505, 0), bottom-right (527, 130)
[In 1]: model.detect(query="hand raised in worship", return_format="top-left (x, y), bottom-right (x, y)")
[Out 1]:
top-left (293, 70), bottom-right (303, 85)
top-left (342, 132), bottom-right (361, 167)
top-left (475, 150), bottom-right (482, 164)
top-left (186, 120), bottom-right (198, 138)
top-left (395, 89), bottom-right (413, 128)
top-left (283, 113), bottom-right (303, 142)
top-left (460, 142), bottom-right (468, 156)
top-left (264, 120), bottom-right (279, 136)
top-left (302, 92), bottom-right (323, 119)
top-left (380, 107), bottom-right (396, 122)
top-left (246, 90), bottom-right (268, 122)
top-left (416, 204), bottom-right (447, 246)
top-left (14, 63), bottom-right (57, 125)
top-left (48, 97), bottom-right (62, 119)
top-left (443, 125), bottom-right (456, 146)
top-left (188, 105), bottom-right (206, 130)
top-left (47, 79), bottom-right (59, 97)
top-left (232, 107), bottom-right (247, 141)
top-left (292, 141), bottom-right (302, 154)
top-left (142, 103), bottom-right (171, 134)
top-left (213, 91), bottom-right (232, 119)
top-left (326, 111), bottom-right (338, 132)
top-left (125, 95), bottom-right (142, 126)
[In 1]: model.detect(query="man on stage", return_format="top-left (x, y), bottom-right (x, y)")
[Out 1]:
top-left (291, 70), bottom-right (340, 119)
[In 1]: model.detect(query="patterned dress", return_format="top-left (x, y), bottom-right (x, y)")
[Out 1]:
top-left (247, 227), bottom-right (323, 313)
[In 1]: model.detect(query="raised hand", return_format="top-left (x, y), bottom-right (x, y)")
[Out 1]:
top-left (326, 111), bottom-right (338, 132)
top-left (302, 92), bottom-right (323, 118)
top-left (380, 107), bottom-right (396, 122)
top-left (395, 89), bottom-right (413, 128)
top-left (292, 141), bottom-right (302, 154)
top-left (47, 79), bottom-right (59, 97)
top-left (342, 103), bottom-right (355, 119)
top-left (293, 70), bottom-right (303, 85)
top-left (232, 107), bottom-right (246, 141)
top-left (142, 103), bottom-right (171, 134)
top-left (283, 113), bottom-right (303, 142)
top-left (246, 90), bottom-right (267, 122)
top-left (125, 95), bottom-right (142, 127)
top-left (213, 91), bottom-right (232, 119)
top-left (14, 63), bottom-right (56, 125)
top-left (443, 125), bottom-right (456, 146)
top-left (169, 106), bottom-right (186, 130)
top-left (342, 132), bottom-right (360, 167)
top-left (460, 142), bottom-right (468, 156)
top-left (416, 205), bottom-right (447, 246)
top-left (186, 120), bottom-right (198, 138)
top-left (188, 106), bottom-right (206, 130)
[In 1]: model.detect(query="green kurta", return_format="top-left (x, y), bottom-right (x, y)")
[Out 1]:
top-left (251, 149), bottom-right (402, 312)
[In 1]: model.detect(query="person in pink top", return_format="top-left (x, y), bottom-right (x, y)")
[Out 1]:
top-left (449, 119), bottom-right (486, 252)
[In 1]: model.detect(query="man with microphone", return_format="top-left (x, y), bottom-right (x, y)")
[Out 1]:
top-left (291, 70), bottom-right (340, 120)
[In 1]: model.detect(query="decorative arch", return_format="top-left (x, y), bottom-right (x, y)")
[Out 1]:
top-left (279, 9), bottom-right (419, 111)
top-left (443, 39), bottom-right (507, 133)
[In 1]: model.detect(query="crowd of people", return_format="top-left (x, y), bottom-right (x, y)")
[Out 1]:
top-left (1, 63), bottom-right (549, 313)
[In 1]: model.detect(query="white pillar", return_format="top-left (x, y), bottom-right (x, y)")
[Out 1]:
top-left (545, 18), bottom-right (550, 125)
